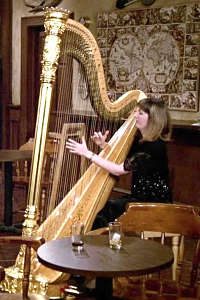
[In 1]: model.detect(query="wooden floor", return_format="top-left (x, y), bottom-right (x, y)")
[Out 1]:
top-left (0, 236), bottom-right (20, 268)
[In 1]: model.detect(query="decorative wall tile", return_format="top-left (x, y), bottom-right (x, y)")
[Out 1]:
top-left (97, 4), bottom-right (200, 112)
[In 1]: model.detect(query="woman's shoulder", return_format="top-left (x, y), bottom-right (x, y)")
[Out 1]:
top-left (128, 136), bottom-right (166, 158)
top-left (143, 138), bottom-right (167, 157)
top-left (146, 138), bottom-right (166, 147)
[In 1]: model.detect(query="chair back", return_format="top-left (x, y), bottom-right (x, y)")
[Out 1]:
top-left (118, 202), bottom-right (200, 287)
top-left (118, 203), bottom-right (200, 238)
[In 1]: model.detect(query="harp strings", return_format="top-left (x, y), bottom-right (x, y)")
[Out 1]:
top-left (42, 29), bottom-right (91, 218)
top-left (52, 29), bottom-right (82, 210)
top-left (42, 24), bottom-right (121, 222)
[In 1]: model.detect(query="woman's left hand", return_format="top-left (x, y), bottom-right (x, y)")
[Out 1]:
top-left (66, 136), bottom-right (89, 157)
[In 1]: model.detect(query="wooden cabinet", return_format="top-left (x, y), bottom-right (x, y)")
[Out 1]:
top-left (168, 123), bottom-right (200, 206)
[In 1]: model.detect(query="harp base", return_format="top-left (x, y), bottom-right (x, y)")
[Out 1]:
top-left (1, 268), bottom-right (70, 297)
top-left (0, 204), bottom-right (69, 297)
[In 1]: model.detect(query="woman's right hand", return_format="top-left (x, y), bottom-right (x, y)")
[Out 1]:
top-left (91, 130), bottom-right (109, 149)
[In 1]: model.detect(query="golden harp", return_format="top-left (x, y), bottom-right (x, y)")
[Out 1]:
top-left (3, 8), bottom-right (146, 296)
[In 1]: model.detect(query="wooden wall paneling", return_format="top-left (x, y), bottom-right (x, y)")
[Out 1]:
top-left (20, 16), bottom-right (44, 146)
top-left (167, 128), bottom-right (200, 206)
top-left (0, 0), bottom-right (12, 149)
top-left (8, 105), bottom-right (21, 149)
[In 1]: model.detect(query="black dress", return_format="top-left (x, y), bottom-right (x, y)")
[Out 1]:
top-left (92, 134), bottom-right (172, 229)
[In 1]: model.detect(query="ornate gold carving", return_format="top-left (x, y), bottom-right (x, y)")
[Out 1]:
top-left (40, 8), bottom-right (70, 83)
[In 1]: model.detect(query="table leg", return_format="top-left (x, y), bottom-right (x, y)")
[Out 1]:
top-left (96, 277), bottom-right (113, 300)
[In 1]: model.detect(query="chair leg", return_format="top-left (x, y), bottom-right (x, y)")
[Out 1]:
top-left (179, 235), bottom-right (185, 263)
top-left (176, 235), bottom-right (184, 283)
top-left (172, 235), bottom-right (180, 281)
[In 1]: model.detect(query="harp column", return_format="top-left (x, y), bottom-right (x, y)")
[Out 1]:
top-left (1, 8), bottom-right (70, 296)
top-left (23, 8), bottom-right (70, 236)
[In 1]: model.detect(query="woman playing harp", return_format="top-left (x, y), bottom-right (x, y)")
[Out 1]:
top-left (66, 97), bottom-right (173, 229)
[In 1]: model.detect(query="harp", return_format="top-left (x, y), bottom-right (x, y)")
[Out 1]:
top-left (3, 8), bottom-right (146, 296)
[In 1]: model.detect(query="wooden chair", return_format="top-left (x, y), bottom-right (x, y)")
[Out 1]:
top-left (116, 203), bottom-right (200, 299)
top-left (12, 136), bottom-right (55, 195)
top-left (13, 123), bottom-right (87, 224)
top-left (12, 138), bottom-right (53, 225)
top-left (0, 236), bottom-right (48, 300)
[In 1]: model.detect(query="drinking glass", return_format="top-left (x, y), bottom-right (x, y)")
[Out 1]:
top-left (109, 221), bottom-right (122, 250)
top-left (71, 222), bottom-right (84, 251)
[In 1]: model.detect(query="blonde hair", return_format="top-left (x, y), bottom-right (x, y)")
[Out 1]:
top-left (136, 97), bottom-right (171, 142)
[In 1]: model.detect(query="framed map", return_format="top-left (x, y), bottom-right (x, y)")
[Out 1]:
top-left (97, 4), bottom-right (200, 112)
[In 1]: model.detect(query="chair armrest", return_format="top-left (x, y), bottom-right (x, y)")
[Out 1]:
top-left (87, 227), bottom-right (109, 235)
top-left (0, 236), bottom-right (45, 251)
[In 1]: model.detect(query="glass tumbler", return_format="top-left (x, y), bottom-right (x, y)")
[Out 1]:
top-left (109, 221), bottom-right (122, 250)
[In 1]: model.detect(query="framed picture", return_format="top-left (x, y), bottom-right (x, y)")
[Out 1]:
top-left (97, 4), bottom-right (200, 112)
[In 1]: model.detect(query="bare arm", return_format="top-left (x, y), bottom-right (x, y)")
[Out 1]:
top-left (66, 136), bottom-right (129, 176)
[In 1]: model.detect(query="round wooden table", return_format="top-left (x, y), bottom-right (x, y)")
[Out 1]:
top-left (37, 235), bottom-right (174, 299)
